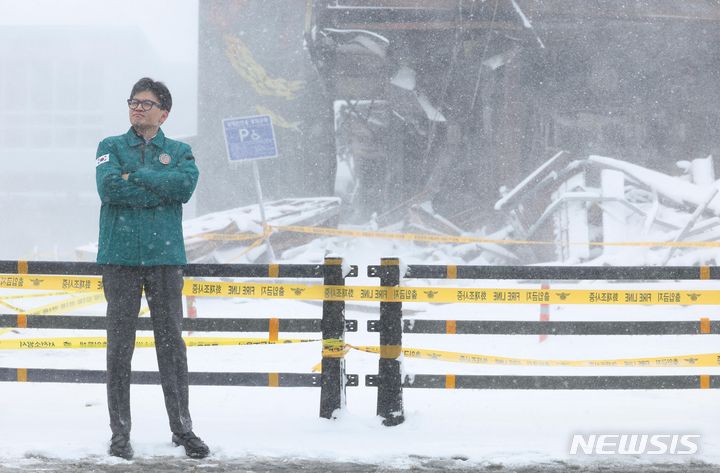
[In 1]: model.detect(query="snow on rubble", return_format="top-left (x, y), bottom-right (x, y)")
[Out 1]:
top-left (494, 153), bottom-right (720, 267)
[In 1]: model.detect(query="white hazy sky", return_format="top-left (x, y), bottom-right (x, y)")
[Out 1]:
top-left (0, 0), bottom-right (198, 63)
top-left (0, 0), bottom-right (200, 138)
top-left (0, 0), bottom-right (201, 260)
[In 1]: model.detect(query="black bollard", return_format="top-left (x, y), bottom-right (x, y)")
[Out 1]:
top-left (319, 256), bottom-right (346, 419)
top-left (377, 257), bottom-right (404, 426)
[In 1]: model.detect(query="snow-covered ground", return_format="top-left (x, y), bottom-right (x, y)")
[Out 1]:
top-left (1, 237), bottom-right (720, 471)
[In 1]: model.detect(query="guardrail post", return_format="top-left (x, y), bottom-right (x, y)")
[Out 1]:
top-left (319, 256), bottom-right (346, 419)
top-left (377, 257), bottom-right (404, 426)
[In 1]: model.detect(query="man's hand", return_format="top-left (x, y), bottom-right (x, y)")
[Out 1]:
top-left (121, 173), bottom-right (129, 180)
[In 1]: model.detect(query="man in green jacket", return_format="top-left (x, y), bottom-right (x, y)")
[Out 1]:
top-left (96, 77), bottom-right (208, 460)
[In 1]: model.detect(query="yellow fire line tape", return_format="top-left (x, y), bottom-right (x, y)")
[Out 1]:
top-left (311, 344), bottom-right (720, 373)
top-left (0, 292), bottom-right (71, 300)
top-left (184, 283), bottom-right (720, 305)
top-left (321, 338), bottom-right (349, 358)
top-left (0, 336), bottom-right (318, 350)
top-left (276, 225), bottom-right (540, 245)
top-left (0, 275), bottom-right (102, 292)
top-left (350, 345), bottom-right (720, 368)
top-left (0, 292), bottom-right (105, 317)
top-left (380, 345), bottom-right (403, 359)
top-left (232, 236), bottom-right (269, 260)
top-left (189, 224), bottom-right (720, 248)
top-left (184, 286), bottom-right (720, 305)
top-left (3, 275), bottom-right (720, 305)
top-left (308, 339), bottom-right (350, 372)
top-left (196, 232), bottom-right (264, 241)
top-left (27, 293), bottom-right (107, 316)
top-left (273, 225), bottom-right (720, 248)
top-left (0, 299), bottom-right (25, 313)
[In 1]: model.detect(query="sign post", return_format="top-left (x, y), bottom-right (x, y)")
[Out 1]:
top-left (222, 115), bottom-right (279, 261)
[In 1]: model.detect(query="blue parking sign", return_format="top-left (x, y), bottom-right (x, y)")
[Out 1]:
top-left (222, 115), bottom-right (278, 162)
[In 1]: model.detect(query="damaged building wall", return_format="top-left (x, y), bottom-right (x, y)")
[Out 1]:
top-left (192, 1), bottom-right (720, 239)
top-left (308, 0), bottom-right (720, 232)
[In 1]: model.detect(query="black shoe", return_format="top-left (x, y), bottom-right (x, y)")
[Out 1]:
top-left (109, 433), bottom-right (134, 460)
top-left (172, 431), bottom-right (210, 459)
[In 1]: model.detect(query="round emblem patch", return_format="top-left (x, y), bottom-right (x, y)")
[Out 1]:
top-left (159, 154), bottom-right (172, 165)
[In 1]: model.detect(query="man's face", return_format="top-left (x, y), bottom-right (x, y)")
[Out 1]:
top-left (128, 90), bottom-right (168, 130)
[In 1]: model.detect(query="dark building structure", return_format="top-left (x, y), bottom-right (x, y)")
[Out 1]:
top-left (197, 1), bottom-right (720, 231)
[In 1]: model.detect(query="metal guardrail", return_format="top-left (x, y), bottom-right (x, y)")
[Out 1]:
top-left (399, 265), bottom-right (716, 280)
top-left (0, 257), bottom-right (357, 419)
top-left (366, 260), bottom-right (720, 426)
top-left (0, 260), bottom-right (359, 278)
top-left (366, 374), bottom-right (719, 390)
top-left (0, 314), bottom-right (358, 333)
top-left (367, 319), bottom-right (718, 335)
top-left (3, 259), bottom-right (719, 425)
top-left (0, 368), bottom-right (359, 388)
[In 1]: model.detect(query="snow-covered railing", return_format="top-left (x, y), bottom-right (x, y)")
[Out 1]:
top-left (0, 258), bottom-right (359, 420)
top-left (366, 261), bottom-right (720, 426)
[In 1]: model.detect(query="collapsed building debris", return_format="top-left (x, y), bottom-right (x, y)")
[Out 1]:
top-left (495, 153), bottom-right (720, 265)
top-left (307, 1), bottom-right (720, 238)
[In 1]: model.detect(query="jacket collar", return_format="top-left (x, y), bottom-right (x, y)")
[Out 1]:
top-left (125, 127), bottom-right (166, 148)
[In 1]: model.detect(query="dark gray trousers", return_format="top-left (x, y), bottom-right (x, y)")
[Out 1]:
top-left (103, 265), bottom-right (192, 435)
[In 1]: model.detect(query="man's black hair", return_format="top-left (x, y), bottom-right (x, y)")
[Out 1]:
top-left (130, 77), bottom-right (172, 112)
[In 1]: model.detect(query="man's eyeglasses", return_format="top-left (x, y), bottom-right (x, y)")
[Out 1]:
top-left (127, 99), bottom-right (162, 111)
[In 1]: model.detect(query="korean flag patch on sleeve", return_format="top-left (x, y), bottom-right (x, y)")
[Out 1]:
top-left (96, 154), bottom-right (110, 167)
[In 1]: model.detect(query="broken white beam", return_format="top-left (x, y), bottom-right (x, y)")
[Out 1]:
top-left (588, 155), bottom-right (720, 215)
top-left (691, 155), bottom-right (715, 186)
top-left (552, 173), bottom-right (589, 262)
top-left (495, 151), bottom-right (567, 211)
top-left (600, 170), bottom-right (628, 259)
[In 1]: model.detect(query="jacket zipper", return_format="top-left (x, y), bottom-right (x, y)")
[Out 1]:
top-left (139, 141), bottom-right (146, 265)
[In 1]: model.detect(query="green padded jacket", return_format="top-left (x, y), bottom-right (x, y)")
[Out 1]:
top-left (95, 127), bottom-right (199, 266)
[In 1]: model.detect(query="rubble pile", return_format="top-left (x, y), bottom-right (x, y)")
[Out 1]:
top-left (494, 152), bottom-right (720, 266)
